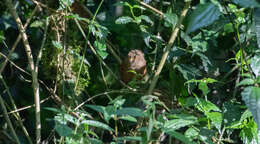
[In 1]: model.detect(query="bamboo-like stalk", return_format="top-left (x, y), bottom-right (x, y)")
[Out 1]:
top-left (4, 0), bottom-right (41, 143)
top-left (147, 1), bottom-right (191, 95)
top-left (0, 91), bottom-right (20, 144)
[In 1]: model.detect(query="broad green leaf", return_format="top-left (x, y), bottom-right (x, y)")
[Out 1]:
top-left (198, 128), bottom-right (215, 144)
top-left (118, 115), bottom-right (137, 122)
top-left (116, 107), bottom-right (144, 117)
top-left (82, 120), bottom-right (114, 132)
top-left (86, 105), bottom-right (114, 123)
top-left (164, 130), bottom-right (194, 144)
top-left (199, 82), bottom-right (209, 96)
top-left (240, 120), bottom-right (258, 143)
top-left (250, 55), bottom-right (260, 77)
top-left (236, 78), bottom-right (255, 87)
top-left (241, 87), bottom-right (260, 129)
top-left (115, 136), bottom-right (142, 141)
top-left (164, 13), bottom-right (178, 28)
top-left (164, 118), bottom-right (197, 130)
top-left (185, 127), bottom-right (199, 140)
top-left (255, 8), bottom-right (260, 49)
top-left (232, 0), bottom-right (260, 8)
top-left (55, 122), bottom-right (73, 136)
top-left (240, 109), bottom-right (252, 121)
top-left (195, 98), bottom-right (221, 113)
top-left (186, 3), bottom-right (220, 34)
top-left (191, 33), bottom-right (208, 52)
top-left (175, 64), bottom-right (202, 80)
top-left (206, 112), bottom-right (222, 130)
top-left (223, 102), bottom-right (242, 128)
top-left (139, 15), bottom-right (154, 25)
top-left (94, 40), bottom-right (108, 59)
top-left (115, 16), bottom-right (134, 24)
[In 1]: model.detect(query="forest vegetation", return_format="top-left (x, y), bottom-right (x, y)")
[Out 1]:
top-left (1, 0), bottom-right (260, 143)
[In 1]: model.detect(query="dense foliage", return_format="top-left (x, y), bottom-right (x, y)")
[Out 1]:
top-left (1, 0), bottom-right (260, 143)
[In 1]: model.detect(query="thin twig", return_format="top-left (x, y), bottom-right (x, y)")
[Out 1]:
top-left (0, 6), bottom-right (38, 74)
top-left (0, 76), bottom-right (33, 144)
top-left (147, 1), bottom-right (191, 95)
top-left (138, 1), bottom-right (164, 17)
top-left (0, 97), bottom-right (51, 117)
top-left (4, 0), bottom-right (41, 143)
top-left (0, 93), bottom-right (20, 144)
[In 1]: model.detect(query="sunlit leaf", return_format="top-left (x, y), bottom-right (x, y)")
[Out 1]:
top-left (82, 120), bottom-right (114, 132)
top-left (236, 78), bottom-right (255, 87)
top-left (115, 16), bottom-right (134, 24)
top-left (94, 40), bottom-right (108, 59)
top-left (164, 118), bottom-right (197, 130)
top-left (241, 86), bottom-right (260, 129)
top-left (206, 112), bottom-right (222, 130)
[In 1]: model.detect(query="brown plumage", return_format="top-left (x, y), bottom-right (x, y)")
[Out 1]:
top-left (120, 49), bottom-right (147, 84)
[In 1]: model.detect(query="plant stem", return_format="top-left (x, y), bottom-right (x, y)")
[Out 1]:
top-left (4, 0), bottom-right (41, 143)
top-left (147, 1), bottom-right (191, 95)
top-left (0, 88), bottom-right (20, 144)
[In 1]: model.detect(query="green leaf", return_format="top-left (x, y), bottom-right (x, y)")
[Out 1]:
top-left (115, 136), bottom-right (142, 141)
top-left (115, 16), bottom-right (134, 24)
top-left (255, 8), bottom-right (260, 49)
top-left (241, 87), bottom-right (260, 129)
top-left (118, 115), bottom-right (137, 122)
top-left (94, 40), bottom-right (108, 59)
top-left (250, 55), bottom-right (260, 77)
top-left (55, 122), bottom-right (73, 136)
top-left (186, 3), bottom-right (220, 34)
top-left (206, 112), bottom-right (222, 130)
top-left (86, 105), bottom-right (114, 123)
top-left (199, 82), bottom-right (209, 96)
top-left (164, 118), bottom-right (197, 130)
top-left (164, 130), bottom-right (194, 144)
top-left (240, 109), bottom-right (252, 122)
top-left (164, 13), bottom-right (178, 28)
top-left (236, 78), bottom-right (255, 87)
top-left (232, 0), bottom-right (260, 8)
top-left (139, 15), bottom-right (154, 25)
top-left (223, 102), bottom-right (242, 128)
top-left (82, 120), bottom-right (114, 132)
top-left (185, 127), bottom-right (199, 140)
top-left (116, 107), bottom-right (144, 117)
top-left (195, 98), bottom-right (221, 113)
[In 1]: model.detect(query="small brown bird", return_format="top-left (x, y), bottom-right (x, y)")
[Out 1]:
top-left (120, 49), bottom-right (147, 84)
